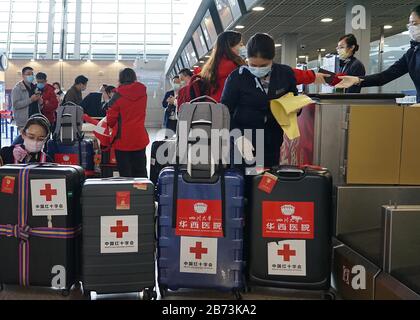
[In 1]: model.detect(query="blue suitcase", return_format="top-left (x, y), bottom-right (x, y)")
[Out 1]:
top-left (157, 167), bottom-right (245, 298)
top-left (47, 139), bottom-right (95, 176)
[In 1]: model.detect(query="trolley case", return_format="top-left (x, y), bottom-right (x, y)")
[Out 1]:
top-left (157, 167), bottom-right (245, 297)
top-left (248, 166), bottom-right (332, 292)
top-left (149, 137), bottom-right (175, 186)
top-left (0, 163), bottom-right (84, 291)
top-left (81, 178), bottom-right (156, 298)
top-left (47, 139), bottom-right (95, 175)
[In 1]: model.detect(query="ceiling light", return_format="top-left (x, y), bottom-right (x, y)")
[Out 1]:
top-left (252, 6), bottom-right (265, 12)
top-left (298, 55), bottom-right (307, 59)
top-left (199, 60), bottom-right (205, 63)
top-left (235, 25), bottom-right (245, 29)
top-left (384, 25), bottom-right (393, 30)
top-left (87, 59), bottom-right (91, 62)
top-left (30, 58), bottom-right (35, 62)
top-left (59, 59), bottom-right (63, 62)
top-left (275, 44), bottom-right (282, 47)
top-left (321, 18), bottom-right (333, 23)
top-left (115, 59), bottom-right (119, 63)
top-left (320, 48), bottom-right (326, 52)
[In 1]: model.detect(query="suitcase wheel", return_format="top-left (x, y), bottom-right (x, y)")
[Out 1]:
top-left (61, 289), bottom-right (70, 297)
top-left (233, 289), bottom-right (243, 300)
top-left (142, 288), bottom-right (157, 301)
top-left (159, 285), bottom-right (168, 299)
top-left (322, 291), bottom-right (336, 300)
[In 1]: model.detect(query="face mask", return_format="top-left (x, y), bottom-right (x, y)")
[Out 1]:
top-left (23, 137), bottom-right (45, 153)
top-left (36, 83), bottom-right (45, 90)
top-left (409, 25), bottom-right (420, 42)
top-left (247, 65), bottom-right (272, 78)
top-left (238, 46), bottom-right (247, 59)
top-left (172, 83), bottom-right (182, 91)
top-left (25, 75), bottom-right (34, 83)
top-left (180, 80), bottom-right (186, 87)
top-left (337, 48), bottom-right (350, 60)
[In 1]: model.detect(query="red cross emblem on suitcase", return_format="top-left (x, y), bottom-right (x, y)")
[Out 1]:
top-left (110, 220), bottom-right (129, 238)
top-left (277, 244), bottom-right (296, 262)
top-left (190, 242), bottom-right (208, 259)
top-left (40, 184), bottom-right (57, 201)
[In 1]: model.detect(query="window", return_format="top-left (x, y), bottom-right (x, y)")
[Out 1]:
top-left (215, 0), bottom-right (234, 29)
top-left (201, 9), bottom-right (218, 49)
top-left (192, 27), bottom-right (208, 58)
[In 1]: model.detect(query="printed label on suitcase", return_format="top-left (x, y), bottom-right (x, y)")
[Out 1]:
top-left (262, 201), bottom-right (314, 239)
top-left (1, 176), bottom-right (16, 194)
top-left (268, 240), bottom-right (306, 276)
top-left (116, 191), bottom-right (130, 210)
top-left (54, 154), bottom-right (79, 165)
top-left (30, 179), bottom-right (68, 216)
top-left (176, 199), bottom-right (223, 237)
top-left (100, 216), bottom-right (138, 253)
top-left (180, 237), bottom-right (218, 274)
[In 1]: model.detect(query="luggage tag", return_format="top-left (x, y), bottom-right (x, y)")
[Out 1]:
top-left (116, 191), bottom-right (130, 210)
top-left (258, 172), bottom-right (278, 194)
top-left (1, 176), bottom-right (16, 194)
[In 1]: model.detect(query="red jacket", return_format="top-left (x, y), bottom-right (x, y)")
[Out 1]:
top-left (210, 57), bottom-right (239, 103)
top-left (41, 83), bottom-right (59, 124)
top-left (107, 82), bottom-right (149, 152)
top-left (293, 69), bottom-right (316, 85)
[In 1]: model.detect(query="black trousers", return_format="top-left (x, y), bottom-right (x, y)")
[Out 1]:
top-left (115, 149), bottom-right (148, 178)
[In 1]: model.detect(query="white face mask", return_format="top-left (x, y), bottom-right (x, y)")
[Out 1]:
top-left (172, 83), bottom-right (182, 91)
top-left (247, 65), bottom-right (272, 78)
top-left (23, 138), bottom-right (45, 153)
top-left (409, 25), bottom-right (420, 42)
top-left (337, 48), bottom-right (350, 60)
top-left (238, 46), bottom-right (247, 59)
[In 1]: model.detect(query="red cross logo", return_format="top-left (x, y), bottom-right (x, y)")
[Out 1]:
top-left (40, 184), bottom-right (57, 201)
top-left (278, 244), bottom-right (296, 262)
top-left (110, 220), bottom-right (129, 238)
top-left (190, 241), bottom-right (208, 259)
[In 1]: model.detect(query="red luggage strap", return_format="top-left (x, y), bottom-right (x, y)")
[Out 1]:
top-left (0, 165), bottom-right (81, 286)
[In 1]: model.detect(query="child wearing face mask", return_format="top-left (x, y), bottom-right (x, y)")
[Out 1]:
top-left (0, 114), bottom-right (52, 166)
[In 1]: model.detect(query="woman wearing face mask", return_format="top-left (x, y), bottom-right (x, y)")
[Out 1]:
top-left (337, 5), bottom-right (420, 102)
top-left (53, 82), bottom-right (64, 104)
top-left (201, 31), bottom-right (331, 103)
top-left (221, 33), bottom-right (298, 168)
top-left (336, 34), bottom-right (366, 93)
top-left (0, 114), bottom-right (51, 166)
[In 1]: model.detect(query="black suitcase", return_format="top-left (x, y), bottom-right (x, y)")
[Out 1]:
top-left (248, 166), bottom-right (333, 294)
top-left (149, 138), bottom-right (175, 187)
top-left (81, 178), bottom-right (156, 298)
top-left (0, 163), bottom-right (84, 292)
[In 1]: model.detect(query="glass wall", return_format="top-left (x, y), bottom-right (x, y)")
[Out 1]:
top-left (0, 0), bottom-right (195, 60)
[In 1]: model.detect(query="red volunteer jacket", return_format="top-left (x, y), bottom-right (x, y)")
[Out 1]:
top-left (106, 82), bottom-right (150, 151)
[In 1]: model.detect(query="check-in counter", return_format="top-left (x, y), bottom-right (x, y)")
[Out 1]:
top-left (281, 93), bottom-right (420, 185)
top-left (382, 205), bottom-right (420, 295)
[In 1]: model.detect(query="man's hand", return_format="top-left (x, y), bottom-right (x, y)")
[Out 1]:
top-left (335, 76), bottom-right (361, 89)
top-left (314, 73), bottom-right (331, 85)
top-left (167, 95), bottom-right (176, 105)
top-left (30, 94), bottom-right (40, 102)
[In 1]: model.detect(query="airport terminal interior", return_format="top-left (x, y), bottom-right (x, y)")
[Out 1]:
top-left (0, 0), bottom-right (420, 301)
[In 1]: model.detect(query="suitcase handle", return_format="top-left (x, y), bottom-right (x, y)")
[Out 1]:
top-left (273, 166), bottom-right (305, 180)
top-left (189, 95), bottom-right (218, 104)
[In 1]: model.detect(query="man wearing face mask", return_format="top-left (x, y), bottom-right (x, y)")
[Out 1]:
top-left (11, 66), bottom-right (42, 134)
top-left (62, 75), bottom-right (89, 105)
top-left (337, 5), bottom-right (420, 102)
top-left (0, 114), bottom-right (52, 166)
top-left (336, 34), bottom-right (366, 93)
top-left (36, 72), bottom-right (59, 128)
top-left (162, 75), bottom-right (181, 135)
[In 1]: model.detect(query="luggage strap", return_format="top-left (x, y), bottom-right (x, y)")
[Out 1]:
top-left (0, 164), bottom-right (81, 287)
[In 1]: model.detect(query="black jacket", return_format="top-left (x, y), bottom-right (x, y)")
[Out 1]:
top-left (221, 63), bottom-right (298, 167)
top-left (81, 92), bottom-right (106, 118)
top-left (339, 56), bottom-right (366, 93)
top-left (361, 41), bottom-right (420, 102)
top-left (0, 145), bottom-right (51, 166)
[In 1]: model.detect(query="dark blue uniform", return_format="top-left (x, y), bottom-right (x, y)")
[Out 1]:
top-left (339, 56), bottom-right (366, 93)
top-left (221, 63), bottom-right (298, 167)
top-left (361, 40), bottom-right (420, 102)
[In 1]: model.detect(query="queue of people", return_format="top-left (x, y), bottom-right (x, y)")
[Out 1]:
top-left (4, 5), bottom-right (419, 178)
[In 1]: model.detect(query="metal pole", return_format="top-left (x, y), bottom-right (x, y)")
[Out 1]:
top-left (34, 0), bottom-right (40, 59)
top-left (143, 0), bottom-right (147, 61)
top-left (6, 0), bottom-right (13, 57)
top-left (89, 0), bottom-right (93, 59)
top-left (46, 0), bottom-right (55, 59)
top-left (116, 0), bottom-right (120, 61)
top-left (378, 26), bottom-right (385, 94)
top-left (60, 0), bottom-right (68, 60)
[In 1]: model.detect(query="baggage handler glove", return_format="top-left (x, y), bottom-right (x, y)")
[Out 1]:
top-left (235, 136), bottom-right (255, 162)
